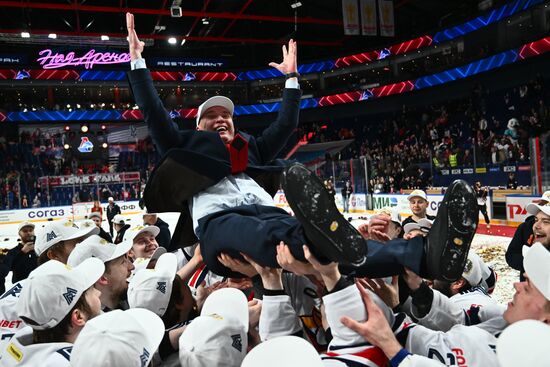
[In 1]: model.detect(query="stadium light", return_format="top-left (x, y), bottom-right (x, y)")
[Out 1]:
top-left (64, 125), bottom-right (70, 131)
top-left (290, 2), bottom-right (302, 9)
top-left (102, 142), bottom-right (108, 149)
top-left (168, 37), bottom-right (177, 45)
top-left (81, 125), bottom-right (89, 133)
top-left (101, 124), bottom-right (107, 130)
top-left (21, 32), bottom-right (30, 38)
top-left (64, 144), bottom-right (70, 150)
top-left (100, 35), bottom-right (110, 41)
top-left (48, 33), bottom-right (57, 39)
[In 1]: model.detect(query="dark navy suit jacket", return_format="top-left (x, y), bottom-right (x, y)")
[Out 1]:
top-left (127, 69), bottom-right (302, 248)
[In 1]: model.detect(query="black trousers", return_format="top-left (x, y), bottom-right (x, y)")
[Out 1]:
top-left (198, 204), bottom-right (425, 278)
top-left (478, 204), bottom-right (490, 225)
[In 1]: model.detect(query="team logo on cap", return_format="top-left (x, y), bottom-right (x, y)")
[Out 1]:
top-left (139, 348), bottom-right (150, 367)
top-left (100, 239), bottom-right (108, 245)
top-left (156, 282), bottom-right (167, 294)
top-left (231, 334), bottom-right (243, 352)
top-left (62, 287), bottom-right (78, 305)
top-left (464, 259), bottom-right (473, 274)
top-left (0, 283), bottom-right (23, 300)
top-left (46, 231), bottom-right (58, 242)
top-left (64, 220), bottom-right (79, 228)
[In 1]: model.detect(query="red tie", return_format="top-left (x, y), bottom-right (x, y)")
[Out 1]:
top-left (226, 134), bottom-right (248, 174)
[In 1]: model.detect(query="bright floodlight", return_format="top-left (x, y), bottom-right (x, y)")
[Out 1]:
top-left (291, 2), bottom-right (302, 9)
top-left (21, 32), bottom-right (30, 38)
top-left (101, 35), bottom-right (109, 41)
top-left (168, 37), bottom-right (177, 45)
top-left (48, 33), bottom-right (57, 39)
top-left (81, 125), bottom-right (89, 133)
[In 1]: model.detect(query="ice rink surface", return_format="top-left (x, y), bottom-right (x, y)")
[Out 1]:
top-left (0, 211), bottom-right (516, 304)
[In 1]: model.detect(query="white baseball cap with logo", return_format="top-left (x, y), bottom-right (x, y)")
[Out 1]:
top-left (196, 96), bottom-right (234, 127)
top-left (35, 219), bottom-right (99, 256)
top-left (242, 336), bottom-right (324, 367)
top-left (524, 242), bottom-right (550, 301)
top-left (70, 308), bottom-right (165, 367)
top-left (122, 225), bottom-right (160, 244)
top-left (497, 320), bottom-right (550, 367)
top-left (462, 252), bottom-right (483, 286)
top-left (67, 235), bottom-right (133, 267)
top-left (407, 190), bottom-right (428, 202)
top-left (17, 221), bottom-right (35, 232)
top-left (127, 253), bottom-right (177, 317)
top-left (179, 288), bottom-right (249, 367)
top-left (537, 190), bottom-right (550, 204)
top-left (130, 247), bottom-right (167, 278)
top-left (17, 258), bottom-right (104, 330)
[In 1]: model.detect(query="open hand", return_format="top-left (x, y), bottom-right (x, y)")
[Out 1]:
top-left (268, 39), bottom-right (297, 75)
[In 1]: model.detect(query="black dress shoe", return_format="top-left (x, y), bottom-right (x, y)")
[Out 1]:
top-left (282, 163), bottom-right (367, 266)
top-left (425, 179), bottom-right (478, 281)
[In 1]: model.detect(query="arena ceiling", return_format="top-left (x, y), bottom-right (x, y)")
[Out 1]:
top-left (0, 0), bottom-right (502, 65)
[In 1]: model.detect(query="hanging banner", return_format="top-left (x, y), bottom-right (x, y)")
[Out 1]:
top-left (360, 0), bottom-right (377, 36)
top-left (378, 0), bottom-right (395, 37)
top-left (342, 0), bottom-right (361, 35)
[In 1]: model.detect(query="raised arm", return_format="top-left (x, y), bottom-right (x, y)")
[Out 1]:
top-left (126, 12), bottom-right (184, 156)
top-left (256, 40), bottom-right (302, 162)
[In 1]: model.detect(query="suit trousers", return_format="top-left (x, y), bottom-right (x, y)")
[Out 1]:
top-left (198, 204), bottom-right (425, 278)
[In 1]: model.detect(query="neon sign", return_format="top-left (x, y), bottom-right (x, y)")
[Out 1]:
top-left (37, 49), bottom-right (131, 69)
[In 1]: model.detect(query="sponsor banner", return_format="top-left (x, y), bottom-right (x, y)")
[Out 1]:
top-left (0, 53), bottom-right (28, 65)
top-left (342, 0), bottom-right (361, 35)
top-left (372, 193), bottom-right (492, 219)
top-left (503, 166), bottom-right (516, 172)
top-left (518, 165), bottom-right (530, 171)
top-left (0, 200), bottom-right (142, 224)
top-left (505, 195), bottom-right (539, 222)
top-left (149, 57), bottom-right (227, 68)
top-left (476, 167), bottom-right (487, 173)
top-left (273, 190), bottom-right (367, 213)
top-left (489, 166), bottom-right (500, 172)
top-left (451, 168), bottom-right (461, 174)
top-left (378, 0), bottom-right (395, 37)
top-left (463, 168), bottom-right (474, 174)
top-left (360, 0), bottom-right (377, 36)
top-left (37, 49), bottom-right (130, 69)
top-left (41, 172), bottom-right (140, 187)
top-left (441, 169), bottom-right (450, 175)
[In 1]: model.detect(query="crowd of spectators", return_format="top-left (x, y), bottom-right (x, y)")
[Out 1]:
top-left (299, 76), bottom-right (548, 193)
top-left (0, 129), bottom-right (156, 210)
top-left (0, 75), bottom-right (547, 208)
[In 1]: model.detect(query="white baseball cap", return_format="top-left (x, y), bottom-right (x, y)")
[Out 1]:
top-left (179, 288), bottom-right (249, 367)
top-left (497, 320), bottom-right (550, 367)
top-left (128, 253), bottom-right (177, 317)
top-left (67, 235), bottom-right (133, 267)
top-left (122, 225), bottom-right (160, 244)
top-left (0, 281), bottom-right (27, 336)
top-left (537, 191), bottom-right (550, 203)
top-left (407, 190), bottom-right (428, 201)
top-left (462, 252), bottom-right (483, 287)
top-left (378, 207), bottom-right (402, 225)
top-left (526, 202), bottom-right (550, 217)
top-left (524, 242), bottom-right (550, 301)
top-left (112, 214), bottom-right (126, 225)
top-left (17, 221), bottom-right (35, 232)
top-left (242, 336), bottom-right (323, 367)
top-left (196, 95), bottom-right (234, 126)
top-left (403, 218), bottom-right (433, 235)
top-left (17, 258), bottom-right (104, 330)
top-left (35, 219), bottom-right (100, 256)
top-left (88, 212), bottom-right (101, 220)
top-left (108, 197), bottom-right (114, 202)
top-left (70, 308), bottom-right (165, 367)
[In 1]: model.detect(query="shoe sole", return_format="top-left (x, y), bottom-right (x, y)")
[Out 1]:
top-left (282, 164), bottom-right (366, 266)
top-left (434, 180), bottom-right (479, 281)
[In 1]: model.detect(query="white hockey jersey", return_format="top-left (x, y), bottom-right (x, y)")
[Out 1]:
top-left (0, 327), bottom-right (73, 366)
top-left (0, 282), bottom-right (27, 352)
